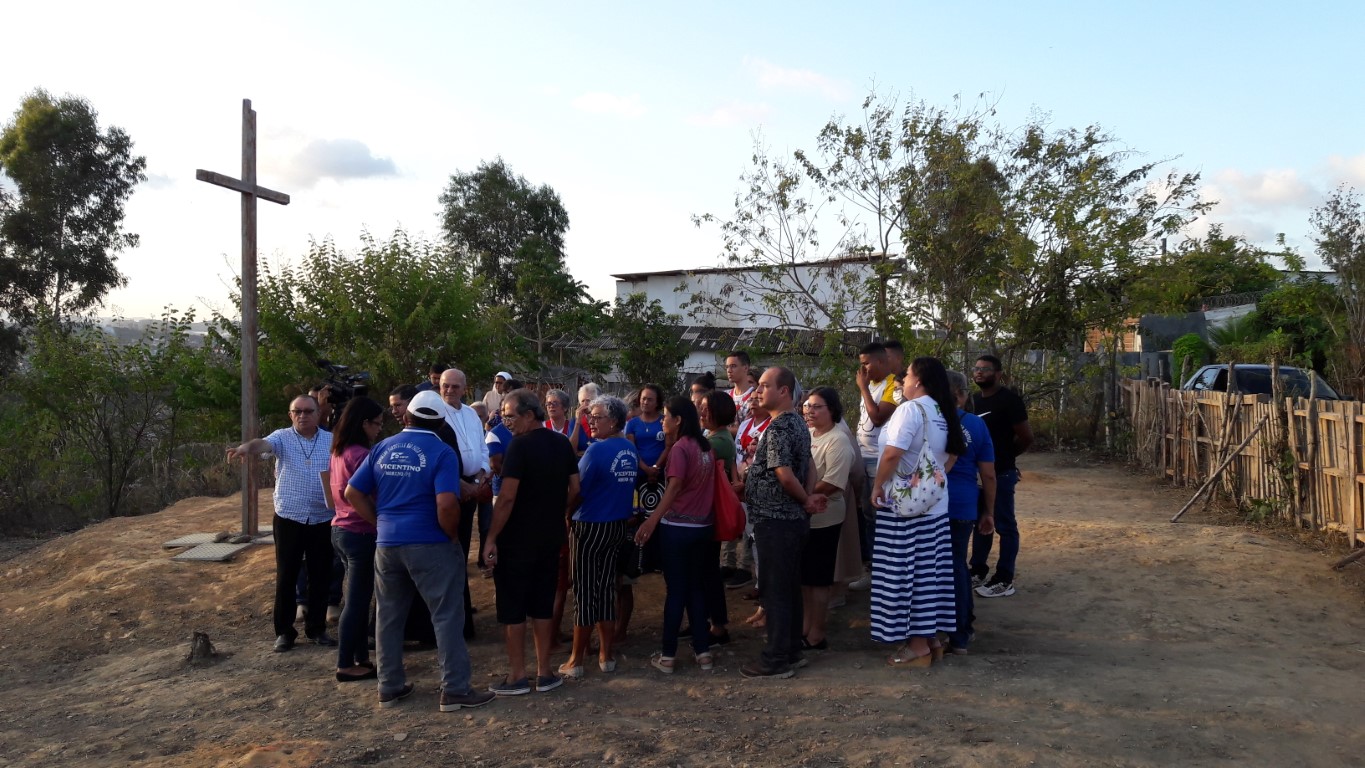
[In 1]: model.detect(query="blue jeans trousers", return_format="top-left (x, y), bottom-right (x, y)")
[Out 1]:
top-left (331, 527), bottom-right (376, 668)
top-left (375, 542), bottom-right (474, 696)
top-left (659, 523), bottom-right (715, 657)
top-left (970, 469), bottom-right (1020, 582)
top-left (948, 520), bottom-right (975, 648)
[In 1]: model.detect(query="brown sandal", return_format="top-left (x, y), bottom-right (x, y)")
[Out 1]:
top-left (887, 645), bottom-right (932, 669)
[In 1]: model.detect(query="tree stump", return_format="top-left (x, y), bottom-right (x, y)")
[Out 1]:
top-left (186, 631), bottom-right (217, 665)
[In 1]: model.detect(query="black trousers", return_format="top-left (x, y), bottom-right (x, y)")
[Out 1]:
top-left (273, 514), bottom-right (332, 639)
top-left (457, 497), bottom-right (477, 637)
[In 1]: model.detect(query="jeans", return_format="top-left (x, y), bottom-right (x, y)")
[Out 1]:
top-left (659, 524), bottom-right (714, 657)
top-left (272, 515), bottom-right (333, 639)
top-left (753, 516), bottom-right (809, 670)
top-left (948, 520), bottom-right (975, 648)
top-left (331, 527), bottom-right (376, 668)
top-left (375, 542), bottom-right (474, 696)
top-left (970, 469), bottom-right (1019, 582)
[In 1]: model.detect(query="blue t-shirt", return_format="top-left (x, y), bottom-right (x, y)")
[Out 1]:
top-left (485, 422), bottom-right (514, 495)
top-left (626, 415), bottom-right (666, 466)
top-left (947, 409), bottom-right (995, 521)
top-left (544, 419), bottom-right (588, 453)
top-left (574, 437), bottom-right (639, 523)
top-left (348, 428), bottom-right (462, 546)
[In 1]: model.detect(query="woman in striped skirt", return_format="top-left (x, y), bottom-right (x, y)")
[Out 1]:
top-left (869, 357), bottom-right (966, 668)
top-left (559, 395), bottom-right (639, 679)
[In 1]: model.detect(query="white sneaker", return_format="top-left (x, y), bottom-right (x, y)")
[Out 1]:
top-left (326, 605), bottom-right (341, 624)
top-left (294, 604), bottom-right (307, 623)
top-left (847, 573), bottom-right (871, 591)
top-left (975, 581), bottom-right (1016, 598)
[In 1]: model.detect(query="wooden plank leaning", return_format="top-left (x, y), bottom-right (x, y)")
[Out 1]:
top-left (1171, 415), bottom-right (1271, 523)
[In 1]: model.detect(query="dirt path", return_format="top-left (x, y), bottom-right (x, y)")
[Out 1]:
top-left (1, 452), bottom-right (1363, 767)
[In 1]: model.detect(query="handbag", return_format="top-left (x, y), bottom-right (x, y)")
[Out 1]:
top-left (888, 401), bottom-right (947, 518)
top-left (712, 459), bottom-right (745, 541)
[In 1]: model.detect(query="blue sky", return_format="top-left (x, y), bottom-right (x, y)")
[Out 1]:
top-left (4, 1), bottom-right (1363, 318)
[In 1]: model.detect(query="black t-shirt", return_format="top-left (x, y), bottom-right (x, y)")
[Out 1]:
top-left (499, 427), bottom-right (579, 555)
top-left (971, 387), bottom-right (1028, 473)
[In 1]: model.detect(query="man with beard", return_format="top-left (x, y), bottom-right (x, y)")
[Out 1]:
top-left (968, 355), bottom-right (1033, 599)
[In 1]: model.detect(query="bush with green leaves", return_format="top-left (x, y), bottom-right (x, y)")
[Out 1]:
top-left (1171, 333), bottom-right (1212, 383)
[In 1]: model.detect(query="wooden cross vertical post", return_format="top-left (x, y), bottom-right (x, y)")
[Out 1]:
top-left (196, 99), bottom-right (290, 537)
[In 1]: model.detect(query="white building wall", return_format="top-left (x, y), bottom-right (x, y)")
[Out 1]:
top-left (614, 261), bottom-right (878, 330)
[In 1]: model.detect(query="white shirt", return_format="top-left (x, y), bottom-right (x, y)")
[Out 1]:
top-left (444, 401), bottom-right (491, 475)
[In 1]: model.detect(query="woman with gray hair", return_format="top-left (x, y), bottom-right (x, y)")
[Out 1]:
top-left (544, 388), bottom-right (587, 457)
top-left (944, 370), bottom-right (996, 654)
top-left (559, 395), bottom-right (638, 678)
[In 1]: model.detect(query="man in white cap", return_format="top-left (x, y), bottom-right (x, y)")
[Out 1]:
top-left (345, 389), bottom-right (495, 711)
top-left (483, 371), bottom-right (511, 417)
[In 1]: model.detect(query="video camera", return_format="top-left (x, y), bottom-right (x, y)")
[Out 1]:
top-left (315, 358), bottom-right (372, 417)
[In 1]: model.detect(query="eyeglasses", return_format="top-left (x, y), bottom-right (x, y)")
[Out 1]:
top-left (587, 414), bottom-right (610, 422)
top-left (971, 366), bottom-right (996, 373)
top-left (289, 409), bottom-right (316, 415)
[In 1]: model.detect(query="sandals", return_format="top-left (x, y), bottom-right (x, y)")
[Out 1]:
top-left (557, 662), bottom-right (584, 679)
top-left (887, 644), bottom-right (933, 669)
top-left (696, 652), bottom-right (714, 671)
top-left (650, 652), bottom-right (675, 674)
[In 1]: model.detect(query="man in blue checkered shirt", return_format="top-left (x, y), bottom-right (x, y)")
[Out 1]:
top-left (228, 394), bottom-right (335, 652)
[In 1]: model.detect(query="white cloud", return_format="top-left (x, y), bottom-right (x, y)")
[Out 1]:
top-left (1326, 154), bottom-right (1365, 187)
top-left (570, 92), bottom-right (646, 119)
top-left (144, 172), bottom-right (176, 190)
top-left (686, 101), bottom-right (773, 127)
top-left (273, 139), bottom-right (398, 187)
top-left (1210, 167), bottom-right (1317, 210)
top-left (743, 56), bottom-right (849, 100)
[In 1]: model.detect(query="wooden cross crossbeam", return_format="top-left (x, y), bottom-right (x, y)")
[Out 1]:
top-left (194, 170), bottom-right (290, 205)
top-left (195, 98), bottom-right (291, 537)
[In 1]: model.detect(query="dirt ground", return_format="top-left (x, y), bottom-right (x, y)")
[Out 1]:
top-left (2, 451), bottom-right (1364, 768)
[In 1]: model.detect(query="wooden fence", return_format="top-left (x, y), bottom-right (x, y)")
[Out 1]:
top-left (1120, 379), bottom-right (1363, 547)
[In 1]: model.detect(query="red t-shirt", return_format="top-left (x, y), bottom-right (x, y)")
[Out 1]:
top-left (662, 437), bottom-right (715, 526)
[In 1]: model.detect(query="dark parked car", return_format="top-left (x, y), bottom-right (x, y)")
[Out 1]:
top-left (1181, 364), bottom-right (1341, 400)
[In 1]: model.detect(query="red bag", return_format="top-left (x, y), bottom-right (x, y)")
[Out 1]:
top-left (712, 459), bottom-right (745, 542)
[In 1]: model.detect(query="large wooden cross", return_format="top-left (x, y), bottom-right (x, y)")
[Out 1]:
top-left (196, 99), bottom-right (290, 537)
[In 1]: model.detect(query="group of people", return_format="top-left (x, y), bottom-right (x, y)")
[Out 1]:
top-left (226, 346), bottom-right (1032, 711)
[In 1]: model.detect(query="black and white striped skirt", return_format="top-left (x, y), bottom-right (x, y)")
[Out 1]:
top-left (572, 518), bottom-right (627, 626)
top-left (869, 511), bottom-right (956, 643)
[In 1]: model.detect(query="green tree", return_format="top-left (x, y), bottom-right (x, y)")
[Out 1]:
top-left (438, 157), bottom-right (570, 308)
top-left (983, 121), bottom-right (1210, 370)
top-left (688, 138), bottom-right (875, 335)
top-left (1131, 225), bottom-right (1282, 313)
top-left (612, 293), bottom-right (688, 390)
top-left (207, 229), bottom-right (493, 418)
top-left (16, 311), bottom-right (197, 520)
top-left (510, 235), bottom-right (609, 357)
top-left (1311, 186), bottom-right (1365, 396)
top-left (0, 89), bottom-right (146, 325)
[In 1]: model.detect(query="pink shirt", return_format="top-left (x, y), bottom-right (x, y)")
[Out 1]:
top-left (663, 437), bottom-right (715, 526)
top-left (330, 444), bottom-right (376, 535)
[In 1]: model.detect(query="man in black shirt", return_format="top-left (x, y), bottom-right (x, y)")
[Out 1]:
top-left (483, 389), bottom-right (580, 695)
top-left (969, 355), bottom-right (1033, 598)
